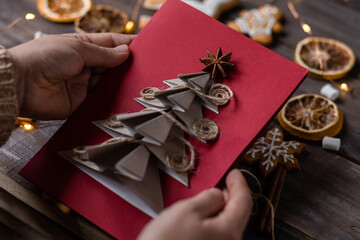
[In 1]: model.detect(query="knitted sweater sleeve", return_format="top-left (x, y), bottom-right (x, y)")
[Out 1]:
top-left (0, 45), bottom-right (18, 147)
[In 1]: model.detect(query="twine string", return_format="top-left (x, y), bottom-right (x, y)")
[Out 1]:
top-left (140, 83), bottom-right (233, 106)
top-left (207, 84), bottom-right (234, 106)
top-left (193, 118), bottom-right (219, 141)
top-left (253, 193), bottom-right (275, 240)
top-left (240, 169), bottom-right (275, 240)
top-left (72, 146), bottom-right (89, 160)
top-left (145, 107), bottom-right (193, 134)
top-left (166, 136), bottom-right (196, 172)
top-left (72, 137), bottom-right (142, 160)
top-left (145, 107), bottom-right (219, 141)
top-left (107, 115), bottom-right (123, 128)
top-left (140, 87), bottom-right (160, 100)
top-left (176, 84), bottom-right (233, 106)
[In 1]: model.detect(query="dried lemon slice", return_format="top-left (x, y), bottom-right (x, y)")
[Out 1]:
top-left (295, 37), bottom-right (355, 80)
top-left (37, 0), bottom-right (92, 22)
top-left (74, 5), bottom-right (129, 34)
top-left (278, 94), bottom-right (343, 141)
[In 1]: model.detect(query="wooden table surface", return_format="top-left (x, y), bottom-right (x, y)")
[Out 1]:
top-left (1, 0), bottom-right (360, 240)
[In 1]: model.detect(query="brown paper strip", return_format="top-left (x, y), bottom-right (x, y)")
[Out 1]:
top-left (167, 89), bottom-right (196, 112)
top-left (134, 97), bottom-right (168, 109)
top-left (163, 78), bottom-right (187, 87)
top-left (188, 73), bottom-right (212, 91)
top-left (115, 145), bottom-right (150, 181)
top-left (93, 120), bottom-right (134, 137)
top-left (145, 127), bottom-right (189, 186)
top-left (154, 87), bottom-right (189, 110)
top-left (173, 98), bottom-right (203, 130)
top-left (135, 114), bottom-right (174, 145)
top-left (86, 141), bottom-right (140, 170)
top-left (116, 159), bottom-right (164, 213)
top-left (178, 72), bottom-right (208, 81)
top-left (59, 150), bottom-right (106, 173)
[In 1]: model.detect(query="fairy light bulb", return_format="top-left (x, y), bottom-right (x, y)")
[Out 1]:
top-left (23, 123), bottom-right (34, 131)
top-left (302, 23), bottom-right (312, 35)
top-left (340, 83), bottom-right (349, 91)
top-left (25, 13), bottom-right (36, 20)
top-left (16, 117), bottom-right (34, 131)
top-left (125, 21), bottom-right (135, 34)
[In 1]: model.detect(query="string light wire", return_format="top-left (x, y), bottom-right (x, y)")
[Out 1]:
top-left (287, 1), bottom-right (359, 94)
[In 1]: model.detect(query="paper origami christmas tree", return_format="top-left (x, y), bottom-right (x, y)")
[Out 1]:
top-left (60, 49), bottom-right (234, 217)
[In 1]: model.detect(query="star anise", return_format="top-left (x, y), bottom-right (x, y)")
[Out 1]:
top-left (200, 47), bottom-right (234, 79)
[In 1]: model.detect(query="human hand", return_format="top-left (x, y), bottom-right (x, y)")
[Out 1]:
top-left (137, 169), bottom-right (252, 240)
top-left (8, 33), bottom-right (135, 120)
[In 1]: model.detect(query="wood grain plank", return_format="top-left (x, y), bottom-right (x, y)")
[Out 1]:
top-left (0, 221), bottom-right (29, 240)
top-left (276, 143), bottom-right (360, 240)
top-left (0, 207), bottom-right (49, 240)
top-left (0, 171), bottom-right (113, 240)
top-left (0, 187), bottom-right (81, 240)
top-left (244, 217), bottom-right (307, 240)
top-left (333, 0), bottom-right (360, 12)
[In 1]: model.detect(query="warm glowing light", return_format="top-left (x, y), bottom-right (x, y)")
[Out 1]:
top-left (125, 21), bottom-right (136, 34)
top-left (302, 23), bottom-right (311, 34)
top-left (25, 13), bottom-right (35, 20)
top-left (340, 83), bottom-right (349, 91)
top-left (23, 123), bottom-right (34, 130)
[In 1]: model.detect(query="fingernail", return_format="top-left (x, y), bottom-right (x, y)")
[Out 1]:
top-left (115, 44), bottom-right (128, 53)
top-left (209, 188), bottom-right (224, 200)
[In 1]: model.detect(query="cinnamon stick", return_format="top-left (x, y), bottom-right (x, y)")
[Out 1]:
top-left (259, 165), bottom-right (287, 233)
top-left (265, 166), bottom-right (287, 233)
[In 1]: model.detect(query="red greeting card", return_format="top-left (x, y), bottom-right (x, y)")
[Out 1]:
top-left (20, 0), bottom-right (307, 239)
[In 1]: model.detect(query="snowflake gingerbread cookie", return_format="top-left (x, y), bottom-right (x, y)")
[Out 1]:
top-left (243, 127), bottom-right (305, 177)
top-left (182, 0), bottom-right (238, 19)
top-left (227, 4), bottom-right (283, 45)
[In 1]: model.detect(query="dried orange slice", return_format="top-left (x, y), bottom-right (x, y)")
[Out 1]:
top-left (278, 94), bottom-right (343, 141)
top-left (295, 37), bottom-right (355, 80)
top-left (37, 0), bottom-right (92, 22)
top-left (74, 5), bottom-right (129, 34)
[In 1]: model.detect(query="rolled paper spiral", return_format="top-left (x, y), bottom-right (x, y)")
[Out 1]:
top-left (72, 146), bottom-right (89, 161)
top-left (106, 115), bottom-right (123, 128)
top-left (174, 83), bottom-right (234, 106)
top-left (207, 83), bottom-right (234, 106)
top-left (193, 118), bottom-right (219, 141)
top-left (140, 87), bottom-right (160, 100)
top-left (166, 137), bottom-right (195, 172)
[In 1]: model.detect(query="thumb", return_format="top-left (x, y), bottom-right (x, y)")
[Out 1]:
top-left (185, 188), bottom-right (225, 219)
top-left (78, 42), bottom-right (130, 68)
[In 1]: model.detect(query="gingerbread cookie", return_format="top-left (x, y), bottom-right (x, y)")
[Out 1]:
top-left (182, 0), bottom-right (238, 19)
top-left (243, 127), bottom-right (305, 177)
top-left (143, 0), bottom-right (166, 11)
top-left (140, 1), bottom-right (239, 33)
top-left (227, 4), bottom-right (283, 45)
